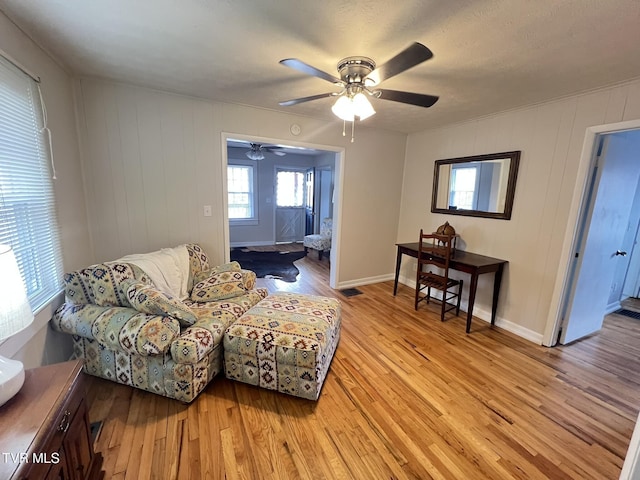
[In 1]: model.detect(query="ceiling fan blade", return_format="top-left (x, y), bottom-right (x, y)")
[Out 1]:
top-left (376, 89), bottom-right (439, 108)
top-left (280, 59), bottom-right (343, 85)
top-left (264, 145), bottom-right (285, 154)
top-left (279, 92), bottom-right (339, 106)
top-left (365, 43), bottom-right (434, 85)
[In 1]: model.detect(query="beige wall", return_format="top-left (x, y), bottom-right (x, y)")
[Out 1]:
top-left (74, 78), bottom-right (407, 287)
top-left (0, 12), bottom-right (93, 366)
top-left (9, 6), bottom-right (640, 353)
top-left (227, 147), bottom-right (316, 246)
top-left (399, 79), bottom-right (640, 342)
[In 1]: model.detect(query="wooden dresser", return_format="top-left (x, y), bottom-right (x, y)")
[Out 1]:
top-left (0, 360), bottom-right (104, 479)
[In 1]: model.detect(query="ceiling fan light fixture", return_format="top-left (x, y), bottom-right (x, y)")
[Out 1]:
top-left (331, 92), bottom-right (375, 122)
top-left (331, 95), bottom-right (355, 121)
top-left (246, 149), bottom-right (264, 161)
top-left (280, 43), bottom-right (437, 141)
top-left (352, 92), bottom-right (375, 120)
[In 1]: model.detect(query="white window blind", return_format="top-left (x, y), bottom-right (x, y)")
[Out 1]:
top-left (0, 54), bottom-right (63, 311)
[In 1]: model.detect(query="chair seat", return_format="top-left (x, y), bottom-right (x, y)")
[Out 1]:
top-left (304, 218), bottom-right (332, 260)
top-left (303, 234), bottom-right (331, 251)
top-left (418, 271), bottom-right (460, 290)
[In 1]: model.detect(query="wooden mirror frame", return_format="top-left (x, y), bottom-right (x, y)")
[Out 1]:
top-left (431, 151), bottom-right (520, 220)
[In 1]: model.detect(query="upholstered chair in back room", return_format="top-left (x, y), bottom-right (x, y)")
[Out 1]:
top-left (303, 218), bottom-right (332, 260)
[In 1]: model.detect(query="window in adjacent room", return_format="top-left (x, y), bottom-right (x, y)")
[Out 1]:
top-left (275, 169), bottom-right (305, 207)
top-left (227, 163), bottom-right (257, 223)
top-left (0, 53), bottom-right (63, 312)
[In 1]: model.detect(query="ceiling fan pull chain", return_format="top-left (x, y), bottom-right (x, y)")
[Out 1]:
top-left (351, 119), bottom-right (355, 143)
top-left (342, 119), bottom-right (346, 137)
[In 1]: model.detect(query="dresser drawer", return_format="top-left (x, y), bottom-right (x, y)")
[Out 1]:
top-left (0, 361), bottom-right (103, 480)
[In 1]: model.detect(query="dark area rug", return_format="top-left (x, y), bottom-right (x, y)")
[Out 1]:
top-left (230, 248), bottom-right (307, 282)
top-left (613, 309), bottom-right (640, 320)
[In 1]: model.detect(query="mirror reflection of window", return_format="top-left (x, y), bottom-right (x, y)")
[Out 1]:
top-left (450, 166), bottom-right (477, 210)
top-left (432, 151), bottom-right (520, 220)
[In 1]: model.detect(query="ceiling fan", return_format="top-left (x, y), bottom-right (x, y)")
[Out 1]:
top-left (246, 143), bottom-right (286, 161)
top-left (279, 42), bottom-right (439, 138)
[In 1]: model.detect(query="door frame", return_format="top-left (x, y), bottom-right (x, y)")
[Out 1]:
top-left (623, 221), bottom-right (640, 298)
top-left (315, 165), bottom-right (333, 232)
top-left (221, 132), bottom-right (345, 289)
top-left (303, 166), bottom-right (315, 236)
top-left (621, 411), bottom-right (640, 480)
top-left (542, 118), bottom-right (640, 346)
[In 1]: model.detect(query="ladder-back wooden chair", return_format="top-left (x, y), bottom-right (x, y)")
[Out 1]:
top-left (414, 229), bottom-right (463, 321)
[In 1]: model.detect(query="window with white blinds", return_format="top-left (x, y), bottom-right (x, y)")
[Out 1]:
top-left (0, 55), bottom-right (63, 312)
top-left (227, 164), bottom-right (256, 220)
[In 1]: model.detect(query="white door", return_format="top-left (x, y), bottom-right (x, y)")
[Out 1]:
top-left (275, 168), bottom-right (306, 243)
top-left (275, 208), bottom-right (305, 242)
top-left (560, 132), bottom-right (640, 344)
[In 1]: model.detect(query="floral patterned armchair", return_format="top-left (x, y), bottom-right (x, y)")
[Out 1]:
top-left (303, 218), bottom-right (332, 260)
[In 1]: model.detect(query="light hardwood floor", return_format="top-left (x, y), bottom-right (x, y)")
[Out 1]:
top-left (86, 254), bottom-right (640, 479)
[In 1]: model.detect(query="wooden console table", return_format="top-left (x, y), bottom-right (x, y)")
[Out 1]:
top-left (394, 242), bottom-right (507, 333)
top-left (0, 359), bottom-right (104, 480)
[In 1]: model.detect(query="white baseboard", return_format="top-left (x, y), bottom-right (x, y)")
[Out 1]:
top-left (231, 241), bottom-right (304, 248)
top-left (230, 241), bottom-right (277, 248)
top-left (336, 273), bottom-right (395, 290)
top-left (605, 301), bottom-right (622, 315)
top-left (397, 275), bottom-right (543, 344)
top-left (471, 305), bottom-right (544, 344)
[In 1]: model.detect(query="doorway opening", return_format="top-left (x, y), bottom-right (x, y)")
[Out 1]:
top-left (542, 121), bottom-right (640, 478)
top-left (221, 133), bottom-right (343, 289)
top-left (544, 120), bottom-right (640, 346)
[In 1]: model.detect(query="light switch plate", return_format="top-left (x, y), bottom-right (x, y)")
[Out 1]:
top-left (203, 205), bottom-right (212, 217)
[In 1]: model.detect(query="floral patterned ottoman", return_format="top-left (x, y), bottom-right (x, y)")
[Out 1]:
top-left (223, 292), bottom-right (341, 400)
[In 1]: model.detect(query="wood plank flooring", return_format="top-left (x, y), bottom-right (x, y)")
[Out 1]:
top-left (85, 253), bottom-right (640, 479)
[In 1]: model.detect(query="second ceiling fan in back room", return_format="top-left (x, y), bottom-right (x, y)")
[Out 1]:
top-left (245, 143), bottom-right (286, 161)
top-left (279, 42), bottom-right (439, 141)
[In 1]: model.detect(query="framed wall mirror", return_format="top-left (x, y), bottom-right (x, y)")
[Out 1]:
top-left (431, 151), bottom-right (520, 220)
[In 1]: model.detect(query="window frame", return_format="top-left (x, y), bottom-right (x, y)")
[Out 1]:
top-left (449, 165), bottom-right (480, 210)
top-left (227, 159), bottom-right (258, 226)
top-left (0, 53), bottom-right (64, 312)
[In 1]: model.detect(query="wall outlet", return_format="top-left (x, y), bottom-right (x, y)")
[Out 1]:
top-left (203, 205), bottom-right (212, 217)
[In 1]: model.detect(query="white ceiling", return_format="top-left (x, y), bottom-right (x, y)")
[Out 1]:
top-left (1, 0), bottom-right (640, 134)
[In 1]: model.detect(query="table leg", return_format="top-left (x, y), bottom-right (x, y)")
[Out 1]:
top-left (393, 248), bottom-right (403, 296)
top-left (491, 264), bottom-right (505, 326)
top-left (466, 273), bottom-right (479, 333)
